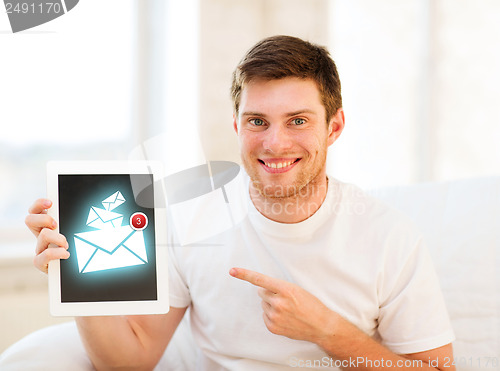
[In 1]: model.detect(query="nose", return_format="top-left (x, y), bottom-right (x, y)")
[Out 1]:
top-left (262, 124), bottom-right (293, 153)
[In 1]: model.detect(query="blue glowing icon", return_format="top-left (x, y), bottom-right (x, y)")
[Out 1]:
top-left (73, 191), bottom-right (148, 273)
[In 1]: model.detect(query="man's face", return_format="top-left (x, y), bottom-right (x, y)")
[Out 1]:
top-left (234, 77), bottom-right (343, 199)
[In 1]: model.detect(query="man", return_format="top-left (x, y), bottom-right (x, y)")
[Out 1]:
top-left (26, 35), bottom-right (455, 370)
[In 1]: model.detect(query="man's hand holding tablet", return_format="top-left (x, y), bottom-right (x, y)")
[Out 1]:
top-left (26, 198), bottom-right (70, 274)
top-left (25, 161), bottom-right (187, 369)
top-left (43, 161), bottom-right (169, 316)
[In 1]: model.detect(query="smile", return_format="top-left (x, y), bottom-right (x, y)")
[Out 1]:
top-left (259, 158), bottom-right (300, 173)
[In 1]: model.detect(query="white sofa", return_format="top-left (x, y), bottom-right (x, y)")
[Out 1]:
top-left (1, 176), bottom-right (499, 370)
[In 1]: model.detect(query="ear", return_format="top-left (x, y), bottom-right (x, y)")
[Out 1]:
top-left (233, 113), bottom-right (239, 135)
top-left (327, 108), bottom-right (345, 146)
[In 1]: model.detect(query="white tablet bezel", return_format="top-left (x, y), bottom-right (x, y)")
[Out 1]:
top-left (46, 161), bottom-right (169, 317)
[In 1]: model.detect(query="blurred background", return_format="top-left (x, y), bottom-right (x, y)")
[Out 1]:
top-left (1, 0), bottom-right (499, 352)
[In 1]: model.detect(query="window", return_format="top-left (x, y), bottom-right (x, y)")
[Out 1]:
top-left (328, 0), bottom-right (500, 188)
top-left (0, 0), bottom-right (201, 257)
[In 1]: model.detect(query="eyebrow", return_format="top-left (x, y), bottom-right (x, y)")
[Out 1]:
top-left (241, 111), bottom-right (266, 118)
top-left (241, 109), bottom-right (317, 118)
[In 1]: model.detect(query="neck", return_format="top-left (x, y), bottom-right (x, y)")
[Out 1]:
top-left (249, 175), bottom-right (329, 223)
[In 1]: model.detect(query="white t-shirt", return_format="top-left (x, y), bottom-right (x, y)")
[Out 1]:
top-left (167, 171), bottom-right (455, 370)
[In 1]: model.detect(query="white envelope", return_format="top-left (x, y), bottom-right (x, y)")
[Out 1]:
top-left (102, 191), bottom-right (125, 211)
top-left (86, 206), bottom-right (123, 230)
top-left (74, 226), bottom-right (148, 273)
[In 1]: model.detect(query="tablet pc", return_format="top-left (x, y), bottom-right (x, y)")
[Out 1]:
top-left (46, 161), bottom-right (169, 316)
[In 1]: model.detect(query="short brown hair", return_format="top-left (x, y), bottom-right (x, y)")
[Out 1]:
top-left (230, 35), bottom-right (342, 122)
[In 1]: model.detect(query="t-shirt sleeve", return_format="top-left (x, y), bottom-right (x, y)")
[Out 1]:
top-left (166, 220), bottom-right (191, 308)
top-left (377, 237), bottom-right (455, 354)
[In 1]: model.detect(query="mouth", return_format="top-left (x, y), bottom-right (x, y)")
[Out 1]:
top-left (258, 158), bottom-right (301, 173)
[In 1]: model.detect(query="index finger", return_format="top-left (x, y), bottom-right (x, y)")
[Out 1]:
top-left (28, 198), bottom-right (52, 215)
top-left (229, 267), bottom-right (282, 293)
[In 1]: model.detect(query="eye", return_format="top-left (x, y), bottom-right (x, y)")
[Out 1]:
top-left (250, 118), bottom-right (265, 126)
top-left (292, 118), bottom-right (306, 125)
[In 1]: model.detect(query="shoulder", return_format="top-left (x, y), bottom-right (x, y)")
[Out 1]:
top-left (329, 178), bottom-right (424, 256)
top-left (332, 178), bottom-right (417, 227)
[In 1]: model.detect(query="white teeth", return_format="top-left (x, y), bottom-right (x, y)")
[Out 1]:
top-left (264, 161), bottom-right (294, 169)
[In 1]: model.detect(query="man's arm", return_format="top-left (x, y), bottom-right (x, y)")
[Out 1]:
top-left (75, 307), bottom-right (187, 371)
top-left (314, 311), bottom-right (454, 370)
top-left (230, 267), bottom-right (455, 371)
top-left (26, 198), bottom-right (187, 370)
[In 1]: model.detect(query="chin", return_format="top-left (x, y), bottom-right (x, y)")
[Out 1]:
top-left (248, 174), bottom-right (304, 199)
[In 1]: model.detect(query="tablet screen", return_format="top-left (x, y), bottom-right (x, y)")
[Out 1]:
top-left (58, 174), bottom-right (157, 303)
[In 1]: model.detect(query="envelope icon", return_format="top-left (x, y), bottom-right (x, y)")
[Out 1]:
top-left (73, 190), bottom-right (148, 274)
top-left (102, 191), bottom-right (125, 211)
top-left (74, 226), bottom-right (147, 273)
top-left (86, 207), bottom-right (124, 230)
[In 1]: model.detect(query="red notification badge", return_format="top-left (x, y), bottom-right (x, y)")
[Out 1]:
top-left (130, 212), bottom-right (148, 231)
